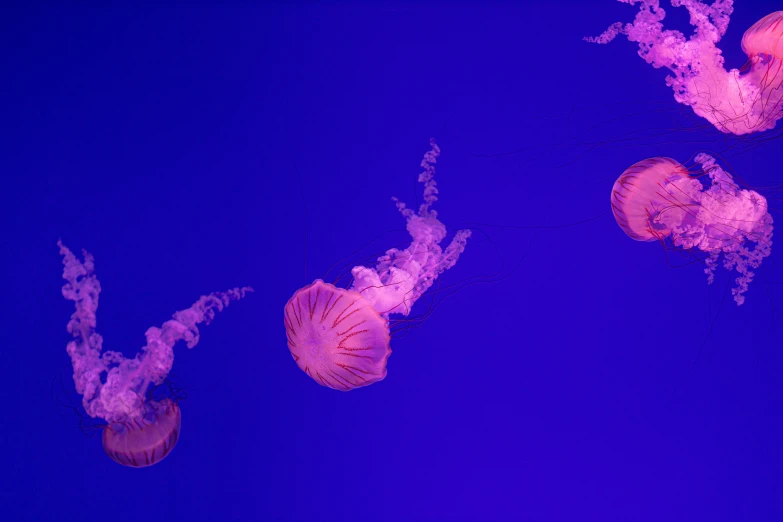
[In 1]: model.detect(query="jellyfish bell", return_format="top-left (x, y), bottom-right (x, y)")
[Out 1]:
top-left (741, 12), bottom-right (783, 61)
top-left (611, 157), bottom-right (692, 242)
top-left (734, 10), bottom-right (783, 132)
top-left (284, 139), bottom-right (471, 391)
top-left (102, 399), bottom-right (181, 468)
top-left (284, 279), bottom-right (391, 391)
top-left (610, 153), bottom-right (773, 305)
top-left (52, 361), bottom-right (187, 468)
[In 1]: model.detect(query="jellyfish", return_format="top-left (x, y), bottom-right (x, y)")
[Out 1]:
top-left (611, 153), bottom-right (773, 305)
top-left (58, 241), bottom-right (251, 467)
top-left (587, 0), bottom-right (783, 135)
top-left (283, 139), bottom-right (471, 391)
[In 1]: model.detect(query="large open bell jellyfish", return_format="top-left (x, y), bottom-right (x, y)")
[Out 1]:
top-left (587, 0), bottom-right (783, 135)
top-left (59, 241), bottom-right (251, 467)
top-left (284, 139), bottom-right (471, 391)
top-left (611, 154), bottom-right (773, 305)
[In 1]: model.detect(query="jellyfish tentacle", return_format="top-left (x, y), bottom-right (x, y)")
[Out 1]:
top-left (350, 139), bottom-right (471, 317)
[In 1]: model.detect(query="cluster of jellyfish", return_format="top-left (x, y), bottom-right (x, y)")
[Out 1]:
top-left (58, 138), bottom-right (469, 469)
top-left (589, 0), bottom-right (782, 304)
top-left (58, 0), bottom-right (783, 470)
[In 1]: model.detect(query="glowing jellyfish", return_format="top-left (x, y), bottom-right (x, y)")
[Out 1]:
top-left (284, 139), bottom-right (471, 391)
top-left (611, 154), bottom-right (773, 305)
top-left (59, 241), bottom-right (251, 467)
top-left (587, 1), bottom-right (783, 135)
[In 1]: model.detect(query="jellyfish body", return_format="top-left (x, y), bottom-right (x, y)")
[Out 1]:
top-left (285, 140), bottom-right (471, 390)
top-left (59, 241), bottom-right (251, 467)
top-left (611, 154), bottom-right (773, 305)
top-left (102, 399), bottom-right (181, 468)
top-left (284, 279), bottom-right (391, 390)
top-left (588, 1), bottom-right (783, 135)
top-left (742, 12), bottom-right (783, 60)
top-left (611, 157), bottom-right (691, 241)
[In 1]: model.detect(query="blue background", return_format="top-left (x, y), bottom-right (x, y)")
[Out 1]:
top-left (3, 1), bottom-right (783, 520)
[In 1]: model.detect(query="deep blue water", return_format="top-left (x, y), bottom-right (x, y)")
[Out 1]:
top-left (3, 1), bottom-right (783, 520)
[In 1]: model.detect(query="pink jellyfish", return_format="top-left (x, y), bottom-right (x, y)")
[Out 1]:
top-left (611, 153), bottom-right (773, 305)
top-left (587, 1), bottom-right (783, 135)
top-left (283, 139), bottom-right (471, 391)
top-left (59, 241), bottom-right (251, 467)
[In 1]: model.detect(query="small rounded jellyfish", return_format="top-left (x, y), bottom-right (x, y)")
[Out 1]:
top-left (284, 139), bottom-right (471, 391)
top-left (611, 154), bottom-right (773, 305)
top-left (102, 399), bottom-right (180, 467)
top-left (587, 0), bottom-right (783, 135)
top-left (58, 241), bottom-right (251, 467)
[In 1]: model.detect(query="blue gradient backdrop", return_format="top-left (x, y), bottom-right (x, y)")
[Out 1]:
top-left (3, 1), bottom-right (783, 520)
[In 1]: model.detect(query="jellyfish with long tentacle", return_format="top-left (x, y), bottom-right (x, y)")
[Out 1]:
top-left (587, 0), bottom-right (783, 135)
top-left (59, 241), bottom-right (251, 467)
top-left (284, 139), bottom-right (471, 391)
top-left (611, 153), bottom-right (773, 305)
